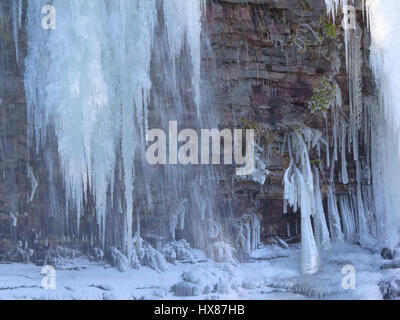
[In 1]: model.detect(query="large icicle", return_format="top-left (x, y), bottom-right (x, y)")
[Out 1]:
top-left (296, 168), bottom-right (320, 275)
top-left (163, 0), bottom-right (202, 118)
top-left (339, 195), bottom-right (356, 242)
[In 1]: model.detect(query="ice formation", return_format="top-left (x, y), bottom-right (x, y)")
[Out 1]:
top-left (283, 129), bottom-right (322, 274)
top-left (325, 0), bottom-right (400, 251)
top-left (313, 167), bottom-right (331, 250)
top-left (25, 0), bottom-right (160, 250)
top-left (234, 213), bottom-right (261, 259)
top-left (327, 185), bottom-right (344, 243)
top-left (23, 0), bottom-right (212, 261)
top-left (366, 0), bottom-right (400, 250)
top-left (11, 0), bottom-right (23, 62)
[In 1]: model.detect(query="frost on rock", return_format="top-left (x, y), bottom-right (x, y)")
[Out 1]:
top-left (234, 214), bottom-right (261, 260)
top-left (109, 236), bottom-right (167, 273)
top-left (141, 244), bottom-right (168, 272)
top-left (209, 242), bottom-right (236, 264)
top-left (110, 247), bottom-right (129, 273)
top-left (131, 235), bottom-right (167, 272)
top-left (44, 246), bottom-right (77, 268)
top-left (162, 239), bottom-right (196, 264)
top-left (6, 246), bottom-right (34, 264)
top-left (90, 247), bottom-right (104, 262)
top-left (173, 270), bottom-right (217, 297)
top-left (173, 281), bottom-right (202, 297)
top-left (237, 144), bottom-right (270, 185)
top-left (173, 265), bottom-right (240, 297)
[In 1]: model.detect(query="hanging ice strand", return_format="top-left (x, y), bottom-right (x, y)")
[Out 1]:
top-left (11, 0), bottom-right (23, 62)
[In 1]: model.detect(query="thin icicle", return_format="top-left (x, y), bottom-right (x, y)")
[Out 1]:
top-left (327, 185), bottom-right (344, 244)
top-left (340, 119), bottom-right (349, 184)
top-left (339, 195), bottom-right (356, 242)
top-left (313, 166), bottom-right (331, 250)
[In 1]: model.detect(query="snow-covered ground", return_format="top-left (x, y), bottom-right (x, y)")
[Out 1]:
top-left (0, 244), bottom-right (390, 300)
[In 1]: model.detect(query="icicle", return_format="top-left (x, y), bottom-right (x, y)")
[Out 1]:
top-left (27, 165), bottom-right (38, 203)
top-left (340, 119), bottom-right (349, 184)
top-left (163, 0), bottom-right (202, 119)
top-left (235, 213), bottom-right (260, 256)
top-left (295, 131), bottom-right (313, 191)
top-left (170, 199), bottom-right (187, 241)
top-left (332, 105), bottom-right (338, 163)
top-left (362, 185), bottom-right (376, 238)
top-left (296, 168), bottom-right (320, 275)
top-left (252, 214), bottom-right (261, 250)
top-left (327, 185), bottom-right (344, 243)
top-left (283, 129), bottom-right (322, 274)
top-left (283, 160), bottom-right (295, 212)
top-left (329, 151), bottom-right (335, 184)
top-left (325, 117), bottom-right (330, 168)
top-left (355, 159), bottom-right (370, 247)
top-left (313, 167), bottom-right (331, 250)
top-left (11, 0), bottom-right (22, 63)
top-left (339, 195), bottom-right (356, 242)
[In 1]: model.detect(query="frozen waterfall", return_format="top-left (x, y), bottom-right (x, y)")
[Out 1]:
top-left (367, 0), bottom-right (400, 250)
top-left (23, 0), bottom-right (226, 258)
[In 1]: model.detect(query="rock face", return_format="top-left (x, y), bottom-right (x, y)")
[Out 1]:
top-left (203, 0), bottom-right (370, 241)
top-left (0, 0), bottom-right (372, 254)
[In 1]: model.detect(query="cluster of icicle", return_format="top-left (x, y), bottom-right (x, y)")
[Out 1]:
top-left (279, 0), bottom-right (382, 274)
top-left (23, 0), bottom-right (203, 254)
top-left (237, 144), bottom-right (270, 185)
top-left (282, 81), bottom-right (375, 274)
top-left (281, 59), bottom-right (347, 274)
top-left (282, 128), bottom-right (327, 275)
top-left (326, 0), bottom-right (400, 249)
